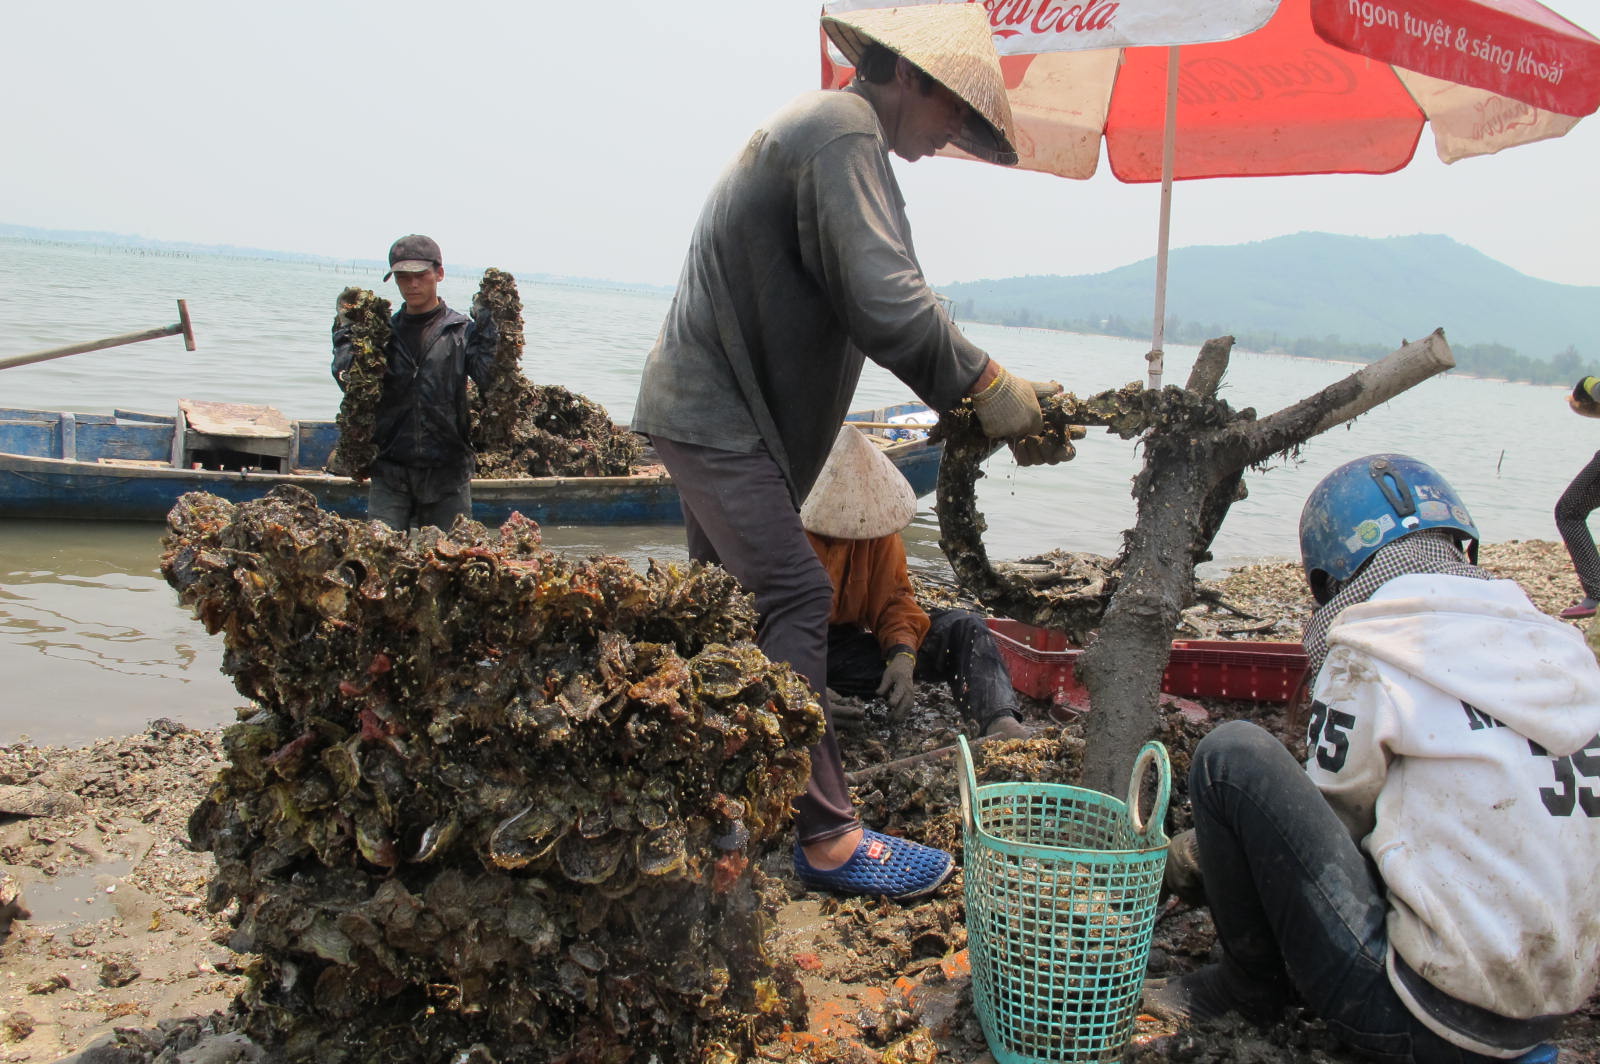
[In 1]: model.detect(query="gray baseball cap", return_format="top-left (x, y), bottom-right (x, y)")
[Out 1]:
top-left (383, 234), bottom-right (441, 280)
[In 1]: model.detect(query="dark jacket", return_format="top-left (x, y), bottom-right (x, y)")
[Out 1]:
top-left (332, 304), bottom-right (496, 471)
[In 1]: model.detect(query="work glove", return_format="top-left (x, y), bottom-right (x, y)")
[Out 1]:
top-left (825, 687), bottom-right (867, 726)
top-left (1009, 434), bottom-right (1074, 467)
top-left (876, 649), bottom-right (917, 718)
top-left (971, 362), bottom-right (1061, 440)
top-left (1161, 828), bottom-right (1207, 908)
top-left (334, 286), bottom-right (363, 328)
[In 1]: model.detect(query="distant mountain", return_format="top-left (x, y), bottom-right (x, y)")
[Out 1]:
top-left (941, 232), bottom-right (1593, 363)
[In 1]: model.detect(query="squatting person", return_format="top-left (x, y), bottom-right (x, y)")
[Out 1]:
top-left (803, 425), bottom-right (1028, 741)
top-left (1147, 453), bottom-right (1600, 1064)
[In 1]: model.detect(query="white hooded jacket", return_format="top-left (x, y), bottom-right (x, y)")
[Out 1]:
top-left (1311, 573), bottom-right (1600, 1047)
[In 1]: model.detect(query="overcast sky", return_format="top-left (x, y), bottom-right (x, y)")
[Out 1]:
top-left (5, 0), bottom-right (1600, 290)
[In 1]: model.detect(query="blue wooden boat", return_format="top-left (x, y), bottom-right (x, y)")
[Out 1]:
top-left (0, 400), bottom-right (945, 524)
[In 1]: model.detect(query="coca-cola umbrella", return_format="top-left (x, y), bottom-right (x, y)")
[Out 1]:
top-left (821, 0), bottom-right (1600, 386)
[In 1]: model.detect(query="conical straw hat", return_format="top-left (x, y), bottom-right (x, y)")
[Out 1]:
top-left (801, 426), bottom-right (917, 539)
top-left (822, 4), bottom-right (1017, 166)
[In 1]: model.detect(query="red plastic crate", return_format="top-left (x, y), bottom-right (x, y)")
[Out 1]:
top-left (987, 619), bottom-right (1309, 705)
top-left (1166, 640), bottom-right (1309, 703)
top-left (985, 618), bottom-right (1085, 701)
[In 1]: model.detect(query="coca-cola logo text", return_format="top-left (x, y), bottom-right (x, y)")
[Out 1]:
top-left (1177, 48), bottom-right (1360, 106)
top-left (985, 0), bottom-right (1119, 40)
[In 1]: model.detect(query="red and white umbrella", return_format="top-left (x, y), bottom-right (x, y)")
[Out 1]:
top-left (820, 0), bottom-right (1600, 384)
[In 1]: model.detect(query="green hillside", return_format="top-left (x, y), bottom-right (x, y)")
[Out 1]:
top-left (941, 232), bottom-right (1592, 383)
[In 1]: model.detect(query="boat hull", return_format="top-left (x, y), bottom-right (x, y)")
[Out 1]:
top-left (0, 404), bottom-right (942, 524)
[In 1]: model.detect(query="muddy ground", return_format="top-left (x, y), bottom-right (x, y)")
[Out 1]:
top-left (0, 539), bottom-right (1595, 1063)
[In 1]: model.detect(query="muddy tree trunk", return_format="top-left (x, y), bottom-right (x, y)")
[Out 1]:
top-left (1077, 331), bottom-right (1456, 793)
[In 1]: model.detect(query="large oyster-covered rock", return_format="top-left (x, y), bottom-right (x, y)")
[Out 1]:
top-left (327, 288), bottom-right (392, 482)
top-left (162, 486), bottom-right (822, 1062)
top-left (469, 269), bottom-right (642, 478)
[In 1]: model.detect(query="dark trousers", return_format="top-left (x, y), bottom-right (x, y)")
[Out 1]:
top-left (826, 609), bottom-right (1020, 728)
top-left (367, 463), bottom-right (472, 533)
top-left (1556, 449), bottom-right (1600, 599)
top-left (649, 436), bottom-right (859, 845)
top-left (1191, 721), bottom-right (1524, 1063)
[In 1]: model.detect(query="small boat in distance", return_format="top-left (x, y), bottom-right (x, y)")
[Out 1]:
top-left (0, 400), bottom-right (945, 525)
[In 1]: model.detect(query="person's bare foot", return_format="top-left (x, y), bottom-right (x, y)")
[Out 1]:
top-left (800, 828), bottom-right (863, 870)
top-left (981, 714), bottom-right (1029, 740)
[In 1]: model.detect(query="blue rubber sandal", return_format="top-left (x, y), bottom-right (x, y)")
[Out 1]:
top-left (1511, 1046), bottom-right (1557, 1064)
top-left (794, 830), bottom-right (954, 900)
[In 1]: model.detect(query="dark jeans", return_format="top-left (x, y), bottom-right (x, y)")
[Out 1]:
top-left (1191, 721), bottom-right (1523, 1064)
top-left (827, 609), bottom-right (1020, 728)
top-left (648, 436), bottom-right (859, 845)
top-left (367, 462), bottom-right (472, 532)
top-left (1556, 449), bottom-right (1600, 599)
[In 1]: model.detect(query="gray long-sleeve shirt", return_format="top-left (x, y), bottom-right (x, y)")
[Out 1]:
top-left (631, 87), bottom-right (989, 505)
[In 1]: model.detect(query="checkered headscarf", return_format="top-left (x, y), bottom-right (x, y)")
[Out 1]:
top-left (1303, 529), bottom-right (1491, 679)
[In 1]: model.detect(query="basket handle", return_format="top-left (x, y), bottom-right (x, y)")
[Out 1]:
top-left (1125, 741), bottom-right (1171, 843)
top-left (956, 734), bottom-right (978, 837)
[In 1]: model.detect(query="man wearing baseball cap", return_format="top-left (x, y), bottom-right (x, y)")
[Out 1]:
top-left (332, 234), bottom-right (496, 531)
top-left (632, 5), bottom-right (1066, 901)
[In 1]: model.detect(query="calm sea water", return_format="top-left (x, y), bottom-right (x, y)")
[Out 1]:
top-left (0, 238), bottom-right (1586, 745)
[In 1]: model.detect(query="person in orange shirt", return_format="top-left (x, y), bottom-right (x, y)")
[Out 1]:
top-left (802, 426), bottom-right (1028, 740)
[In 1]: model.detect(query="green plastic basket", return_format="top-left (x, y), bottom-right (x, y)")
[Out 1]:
top-left (957, 736), bottom-right (1171, 1064)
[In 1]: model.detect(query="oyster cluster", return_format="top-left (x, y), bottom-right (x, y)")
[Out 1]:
top-left (161, 486), bottom-right (822, 1062)
top-left (935, 383), bottom-right (1237, 641)
top-left (467, 268), bottom-right (642, 478)
top-left (470, 267), bottom-right (528, 463)
top-left (475, 381), bottom-right (644, 479)
top-left (327, 288), bottom-right (393, 482)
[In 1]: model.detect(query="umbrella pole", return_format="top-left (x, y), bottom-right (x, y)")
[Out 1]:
top-left (1149, 46), bottom-right (1179, 392)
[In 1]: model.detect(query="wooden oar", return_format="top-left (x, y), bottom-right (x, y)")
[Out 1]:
top-left (844, 731), bottom-right (1013, 785)
top-left (0, 300), bottom-right (195, 371)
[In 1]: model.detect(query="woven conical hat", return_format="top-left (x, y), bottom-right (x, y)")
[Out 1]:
top-left (822, 4), bottom-right (1017, 166)
top-left (801, 426), bottom-right (917, 539)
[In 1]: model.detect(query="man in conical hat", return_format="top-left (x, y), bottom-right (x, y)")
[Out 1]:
top-left (632, 5), bottom-right (1066, 900)
top-left (803, 426), bottom-right (1028, 743)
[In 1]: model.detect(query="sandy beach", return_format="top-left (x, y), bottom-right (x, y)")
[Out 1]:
top-left (0, 539), bottom-right (1595, 1063)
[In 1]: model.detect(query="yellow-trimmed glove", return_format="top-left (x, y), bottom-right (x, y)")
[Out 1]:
top-left (971, 362), bottom-right (1060, 439)
top-left (876, 649), bottom-right (917, 716)
top-left (1570, 378), bottom-right (1600, 419)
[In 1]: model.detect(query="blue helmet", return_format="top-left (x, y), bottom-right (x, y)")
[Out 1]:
top-left (1299, 454), bottom-right (1479, 604)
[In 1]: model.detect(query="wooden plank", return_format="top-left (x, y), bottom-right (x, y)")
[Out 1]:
top-left (113, 409), bottom-right (176, 425)
top-left (0, 409), bottom-right (60, 424)
top-left (177, 399), bottom-right (290, 439)
top-left (295, 422), bottom-right (338, 468)
top-left (79, 421), bottom-right (172, 462)
top-left (0, 423), bottom-right (57, 458)
top-left (184, 430), bottom-right (291, 459)
top-left (170, 407), bottom-right (186, 469)
top-left (58, 413), bottom-right (76, 462)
